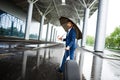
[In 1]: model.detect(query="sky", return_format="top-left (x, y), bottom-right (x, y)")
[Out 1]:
top-left (87, 0), bottom-right (120, 37)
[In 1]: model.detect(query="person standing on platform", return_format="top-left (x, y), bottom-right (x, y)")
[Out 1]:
top-left (57, 21), bottom-right (77, 73)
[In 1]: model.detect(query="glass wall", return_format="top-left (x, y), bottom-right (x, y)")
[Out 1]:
top-left (29, 21), bottom-right (40, 40)
top-left (41, 24), bottom-right (47, 41)
top-left (0, 9), bottom-right (25, 38)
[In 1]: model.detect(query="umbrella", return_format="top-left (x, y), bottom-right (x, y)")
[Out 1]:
top-left (59, 17), bottom-right (82, 40)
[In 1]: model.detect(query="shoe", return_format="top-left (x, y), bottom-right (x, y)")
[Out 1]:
top-left (56, 68), bottom-right (62, 73)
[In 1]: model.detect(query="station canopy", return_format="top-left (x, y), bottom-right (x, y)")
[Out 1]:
top-left (10, 0), bottom-right (98, 26)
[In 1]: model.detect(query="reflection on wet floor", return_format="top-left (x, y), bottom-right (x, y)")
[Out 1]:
top-left (80, 49), bottom-right (120, 80)
top-left (22, 49), bottom-right (63, 80)
top-left (0, 43), bottom-right (65, 80)
top-left (0, 43), bottom-right (120, 80)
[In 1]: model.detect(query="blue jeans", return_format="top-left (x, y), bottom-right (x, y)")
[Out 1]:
top-left (60, 48), bottom-right (75, 71)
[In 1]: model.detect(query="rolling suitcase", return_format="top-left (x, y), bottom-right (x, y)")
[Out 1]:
top-left (63, 60), bottom-right (80, 80)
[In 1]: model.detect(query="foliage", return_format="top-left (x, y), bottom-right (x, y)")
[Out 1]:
top-left (0, 27), bottom-right (38, 39)
top-left (86, 35), bottom-right (94, 46)
top-left (0, 26), bottom-right (24, 38)
top-left (29, 34), bottom-right (38, 39)
top-left (105, 26), bottom-right (120, 49)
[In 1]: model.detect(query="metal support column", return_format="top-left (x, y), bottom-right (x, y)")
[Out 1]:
top-left (38, 15), bottom-right (45, 40)
top-left (10, 21), bottom-right (14, 36)
top-left (50, 26), bottom-right (53, 42)
top-left (52, 28), bottom-right (55, 42)
top-left (94, 0), bottom-right (109, 52)
top-left (45, 23), bottom-right (50, 41)
top-left (54, 30), bottom-right (57, 42)
top-left (78, 19), bottom-right (83, 47)
top-left (25, 0), bottom-right (36, 40)
top-left (81, 8), bottom-right (90, 47)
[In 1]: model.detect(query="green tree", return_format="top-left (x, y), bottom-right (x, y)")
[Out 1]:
top-left (105, 36), bottom-right (115, 48)
top-left (0, 27), bottom-right (25, 38)
top-left (0, 27), bottom-right (5, 35)
top-left (29, 34), bottom-right (38, 39)
top-left (86, 35), bottom-right (94, 46)
top-left (105, 26), bottom-right (120, 49)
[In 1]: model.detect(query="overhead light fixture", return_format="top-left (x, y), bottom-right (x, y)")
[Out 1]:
top-left (61, 0), bottom-right (66, 5)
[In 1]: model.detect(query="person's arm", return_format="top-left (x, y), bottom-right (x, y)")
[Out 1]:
top-left (58, 36), bottom-right (66, 41)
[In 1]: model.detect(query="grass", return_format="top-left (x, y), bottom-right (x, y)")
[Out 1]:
top-left (106, 47), bottom-right (120, 52)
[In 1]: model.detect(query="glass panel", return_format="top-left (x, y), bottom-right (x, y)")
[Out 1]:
top-left (0, 9), bottom-right (25, 38)
top-left (29, 21), bottom-right (39, 40)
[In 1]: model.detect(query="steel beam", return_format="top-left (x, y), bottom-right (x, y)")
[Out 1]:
top-left (53, 0), bottom-right (60, 17)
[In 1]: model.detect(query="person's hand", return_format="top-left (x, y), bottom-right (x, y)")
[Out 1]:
top-left (57, 35), bottom-right (63, 41)
top-left (65, 46), bottom-right (70, 50)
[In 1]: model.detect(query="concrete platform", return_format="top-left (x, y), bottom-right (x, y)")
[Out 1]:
top-left (0, 41), bottom-right (120, 80)
top-left (79, 47), bottom-right (120, 80)
top-left (0, 43), bottom-right (64, 80)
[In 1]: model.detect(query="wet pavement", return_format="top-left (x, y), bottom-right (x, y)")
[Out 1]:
top-left (0, 43), bottom-right (65, 80)
top-left (80, 47), bottom-right (120, 80)
top-left (0, 42), bottom-right (120, 80)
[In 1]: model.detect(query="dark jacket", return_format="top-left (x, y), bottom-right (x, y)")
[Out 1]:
top-left (63, 28), bottom-right (76, 49)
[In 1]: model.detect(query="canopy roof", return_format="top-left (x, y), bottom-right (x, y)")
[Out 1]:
top-left (10, 0), bottom-right (98, 26)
